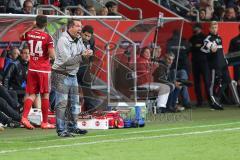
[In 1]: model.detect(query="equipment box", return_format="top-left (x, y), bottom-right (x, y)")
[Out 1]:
top-left (28, 108), bottom-right (42, 125)
top-left (78, 118), bottom-right (108, 130)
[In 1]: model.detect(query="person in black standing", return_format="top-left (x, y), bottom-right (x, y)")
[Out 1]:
top-left (228, 24), bottom-right (240, 92)
top-left (189, 23), bottom-right (210, 106)
top-left (77, 25), bottom-right (102, 112)
top-left (201, 21), bottom-right (231, 110)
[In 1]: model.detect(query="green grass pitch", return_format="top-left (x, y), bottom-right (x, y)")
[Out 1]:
top-left (1, 106), bottom-right (240, 160)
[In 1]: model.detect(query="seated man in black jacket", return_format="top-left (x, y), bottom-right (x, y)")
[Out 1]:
top-left (167, 30), bottom-right (191, 109)
top-left (0, 110), bottom-right (20, 128)
top-left (3, 46), bottom-right (29, 103)
top-left (0, 85), bottom-right (21, 127)
top-left (153, 53), bottom-right (185, 112)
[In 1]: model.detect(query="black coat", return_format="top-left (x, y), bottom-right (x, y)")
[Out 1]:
top-left (3, 58), bottom-right (28, 91)
top-left (189, 32), bottom-right (208, 63)
top-left (228, 34), bottom-right (240, 80)
top-left (167, 36), bottom-right (190, 74)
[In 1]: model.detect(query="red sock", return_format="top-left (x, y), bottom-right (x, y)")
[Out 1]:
top-left (22, 98), bottom-right (33, 119)
top-left (41, 99), bottom-right (49, 123)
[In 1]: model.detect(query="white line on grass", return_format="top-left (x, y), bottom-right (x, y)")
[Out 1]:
top-left (1, 121), bottom-right (240, 144)
top-left (0, 126), bottom-right (240, 155)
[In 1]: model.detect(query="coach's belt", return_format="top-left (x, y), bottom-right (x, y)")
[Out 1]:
top-left (52, 69), bottom-right (75, 77)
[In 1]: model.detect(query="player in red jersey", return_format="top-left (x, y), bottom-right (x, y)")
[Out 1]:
top-left (20, 15), bottom-right (55, 129)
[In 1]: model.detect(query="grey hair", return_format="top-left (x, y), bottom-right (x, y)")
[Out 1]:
top-left (165, 52), bottom-right (175, 59)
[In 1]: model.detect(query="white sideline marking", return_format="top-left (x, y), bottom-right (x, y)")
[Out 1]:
top-left (1, 121), bottom-right (240, 144)
top-left (0, 127), bottom-right (240, 154)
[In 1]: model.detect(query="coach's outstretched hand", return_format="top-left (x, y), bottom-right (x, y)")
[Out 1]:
top-left (82, 49), bottom-right (93, 58)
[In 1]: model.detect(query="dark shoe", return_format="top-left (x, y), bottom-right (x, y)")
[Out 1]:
top-left (7, 120), bottom-right (21, 128)
top-left (196, 102), bottom-right (202, 107)
top-left (166, 107), bottom-right (176, 113)
top-left (183, 103), bottom-right (192, 109)
top-left (210, 102), bottom-right (224, 110)
top-left (157, 107), bottom-right (166, 114)
top-left (58, 131), bottom-right (75, 137)
top-left (69, 128), bottom-right (88, 135)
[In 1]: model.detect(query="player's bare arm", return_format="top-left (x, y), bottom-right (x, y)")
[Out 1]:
top-left (48, 48), bottom-right (55, 60)
top-left (19, 21), bottom-right (36, 39)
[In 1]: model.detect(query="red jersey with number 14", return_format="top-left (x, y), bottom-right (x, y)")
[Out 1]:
top-left (21, 29), bottom-right (54, 72)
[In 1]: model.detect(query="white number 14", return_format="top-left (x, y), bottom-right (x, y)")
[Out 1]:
top-left (28, 40), bottom-right (43, 57)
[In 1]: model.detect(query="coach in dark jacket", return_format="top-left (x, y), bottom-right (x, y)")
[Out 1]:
top-left (228, 24), bottom-right (240, 83)
top-left (189, 23), bottom-right (210, 106)
top-left (167, 30), bottom-right (191, 75)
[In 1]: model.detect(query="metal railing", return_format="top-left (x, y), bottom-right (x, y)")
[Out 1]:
top-left (36, 5), bottom-right (65, 15)
top-left (91, 33), bottom-right (108, 84)
top-left (0, 13), bottom-right (122, 19)
top-left (64, 5), bottom-right (128, 19)
top-left (113, 0), bottom-right (143, 19)
top-left (89, 0), bottom-right (129, 19)
top-left (158, 0), bottom-right (199, 22)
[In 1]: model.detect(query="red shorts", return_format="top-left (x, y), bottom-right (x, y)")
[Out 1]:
top-left (26, 70), bottom-right (50, 94)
